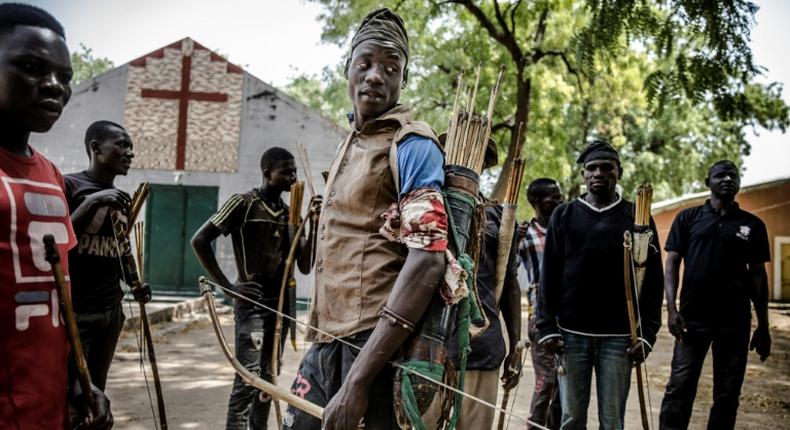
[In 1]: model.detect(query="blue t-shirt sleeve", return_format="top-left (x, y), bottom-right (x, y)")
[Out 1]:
top-left (396, 134), bottom-right (444, 197)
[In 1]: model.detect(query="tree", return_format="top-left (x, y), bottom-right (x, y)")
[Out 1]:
top-left (285, 0), bottom-right (788, 208)
top-left (285, 65), bottom-right (350, 126)
top-left (70, 43), bottom-right (114, 85)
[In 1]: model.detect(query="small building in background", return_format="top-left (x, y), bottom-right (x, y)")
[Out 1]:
top-left (31, 38), bottom-right (346, 299)
top-left (652, 175), bottom-right (790, 302)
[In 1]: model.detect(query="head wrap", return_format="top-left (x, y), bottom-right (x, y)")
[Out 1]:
top-left (577, 140), bottom-right (620, 165)
top-left (345, 8), bottom-right (409, 74)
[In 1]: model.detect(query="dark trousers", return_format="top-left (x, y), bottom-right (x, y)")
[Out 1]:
top-left (659, 323), bottom-right (750, 430)
top-left (74, 303), bottom-right (125, 390)
top-left (527, 315), bottom-right (561, 430)
top-left (226, 303), bottom-right (286, 430)
top-left (284, 330), bottom-right (396, 430)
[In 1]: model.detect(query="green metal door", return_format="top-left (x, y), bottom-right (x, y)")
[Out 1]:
top-left (144, 184), bottom-right (218, 295)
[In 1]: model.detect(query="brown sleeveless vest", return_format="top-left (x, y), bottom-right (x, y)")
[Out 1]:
top-left (307, 105), bottom-right (438, 342)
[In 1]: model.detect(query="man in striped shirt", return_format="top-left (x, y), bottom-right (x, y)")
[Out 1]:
top-left (191, 147), bottom-right (319, 429)
top-left (519, 178), bottom-right (563, 429)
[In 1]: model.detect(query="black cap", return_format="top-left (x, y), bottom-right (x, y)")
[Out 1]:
top-left (577, 140), bottom-right (620, 165)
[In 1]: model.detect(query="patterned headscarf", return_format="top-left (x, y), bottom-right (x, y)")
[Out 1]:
top-left (344, 8), bottom-right (409, 74)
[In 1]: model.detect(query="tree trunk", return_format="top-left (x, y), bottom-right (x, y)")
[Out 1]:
top-left (490, 75), bottom-right (531, 201)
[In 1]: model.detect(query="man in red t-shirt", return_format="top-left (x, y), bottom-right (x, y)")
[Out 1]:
top-left (0, 4), bottom-right (112, 429)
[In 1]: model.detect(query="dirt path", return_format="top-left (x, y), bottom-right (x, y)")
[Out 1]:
top-left (107, 307), bottom-right (790, 429)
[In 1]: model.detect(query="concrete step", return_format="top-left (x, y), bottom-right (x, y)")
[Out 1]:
top-left (121, 294), bottom-right (231, 331)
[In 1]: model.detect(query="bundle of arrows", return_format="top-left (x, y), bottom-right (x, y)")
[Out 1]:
top-left (444, 65), bottom-right (504, 174)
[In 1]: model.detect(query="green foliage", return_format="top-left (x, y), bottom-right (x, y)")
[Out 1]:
top-left (581, 0), bottom-right (784, 125)
top-left (70, 43), bottom-right (114, 85)
top-left (283, 0), bottom-right (788, 208)
top-left (284, 65), bottom-right (350, 126)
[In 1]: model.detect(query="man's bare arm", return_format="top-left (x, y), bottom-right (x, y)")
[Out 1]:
top-left (500, 277), bottom-right (522, 354)
top-left (500, 276), bottom-right (523, 388)
top-left (664, 251), bottom-right (686, 340)
top-left (296, 196), bottom-right (322, 274)
top-left (748, 262), bottom-right (771, 361)
top-left (191, 222), bottom-right (232, 289)
top-left (70, 189), bottom-right (130, 234)
top-left (322, 249), bottom-right (445, 429)
top-left (749, 262), bottom-right (769, 328)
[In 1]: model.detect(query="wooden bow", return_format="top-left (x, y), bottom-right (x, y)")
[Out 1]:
top-left (43, 234), bottom-right (96, 426)
top-left (624, 231), bottom-right (650, 430)
top-left (110, 183), bottom-right (168, 429)
top-left (269, 181), bottom-right (308, 427)
top-left (198, 277), bottom-right (324, 419)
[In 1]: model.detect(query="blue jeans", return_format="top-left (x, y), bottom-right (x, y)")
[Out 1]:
top-left (558, 332), bottom-right (632, 430)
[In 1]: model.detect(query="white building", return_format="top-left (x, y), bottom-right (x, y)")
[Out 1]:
top-left (31, 37), bottom-right (346, 298)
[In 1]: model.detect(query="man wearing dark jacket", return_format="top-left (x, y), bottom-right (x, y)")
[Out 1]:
top-left (536, 140), bottom-right (664, 430)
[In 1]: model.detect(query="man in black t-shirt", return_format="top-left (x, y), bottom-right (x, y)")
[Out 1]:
top-left (659, 160), bottom-right (771, 430)
top-left (454, 202), bottom-right (522, 430)
top-left (64, 120), bottom-right (136, 390)
top-left (536, 141), bottom-right (664, 430)
top-left (422, 143), bottom-right (522, 430)
top-left (191, 147), bottom-right (318, 430)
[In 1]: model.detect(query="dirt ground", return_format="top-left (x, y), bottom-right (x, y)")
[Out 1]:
top-left (106, 306), bottom-right (790, 429)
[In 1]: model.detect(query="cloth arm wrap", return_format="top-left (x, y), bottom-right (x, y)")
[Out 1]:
top-left (379, 187), bottom-right (448, 252)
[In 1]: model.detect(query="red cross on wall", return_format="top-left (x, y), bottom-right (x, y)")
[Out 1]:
top-left (139, 49), bottom-right (228, 170)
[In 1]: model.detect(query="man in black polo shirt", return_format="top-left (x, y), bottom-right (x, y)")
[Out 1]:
top-left (659, 160), bottom-right (771, 430)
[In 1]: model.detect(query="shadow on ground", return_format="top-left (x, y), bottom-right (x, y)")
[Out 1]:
top-left (107, 306), bottom-right (790, 429)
